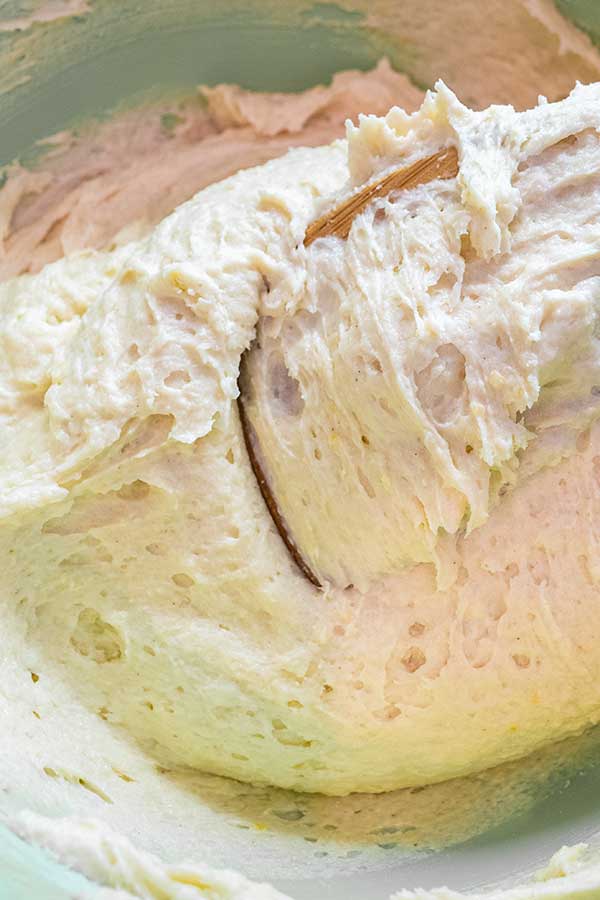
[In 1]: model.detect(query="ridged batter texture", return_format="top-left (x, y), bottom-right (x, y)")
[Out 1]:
top-left (4, 81), bottom-right (600, 796)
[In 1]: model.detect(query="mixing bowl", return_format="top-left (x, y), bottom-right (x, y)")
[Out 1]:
top-left (3, 2), bottom-right (600, 898)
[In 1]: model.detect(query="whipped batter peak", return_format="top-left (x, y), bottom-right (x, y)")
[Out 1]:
top-left (243, 83), bottom-right (600, 589)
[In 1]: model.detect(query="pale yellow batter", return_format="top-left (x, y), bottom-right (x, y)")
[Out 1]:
top-left (3, 73), bottom-right (600, 794)
top-left (3, 22), bottom-right (600, 900)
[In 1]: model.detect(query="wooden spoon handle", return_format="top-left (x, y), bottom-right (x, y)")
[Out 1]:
top-left (304, 146), bottom-right (459, 246)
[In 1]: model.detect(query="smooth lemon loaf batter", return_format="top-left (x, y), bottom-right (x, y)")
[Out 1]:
top-left (1, 80), bottom-right (600, 804)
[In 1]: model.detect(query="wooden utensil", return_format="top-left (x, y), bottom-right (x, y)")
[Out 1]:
top-left (304, 146), bottom-right (459, 246)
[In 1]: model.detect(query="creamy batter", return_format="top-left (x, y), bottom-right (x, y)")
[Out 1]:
top-left (5, 72), bottom-right (600, 792)
top-left (3, 20), bottom-right (600, 900)
top-left (15, 814), bottom-right (600, 900)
